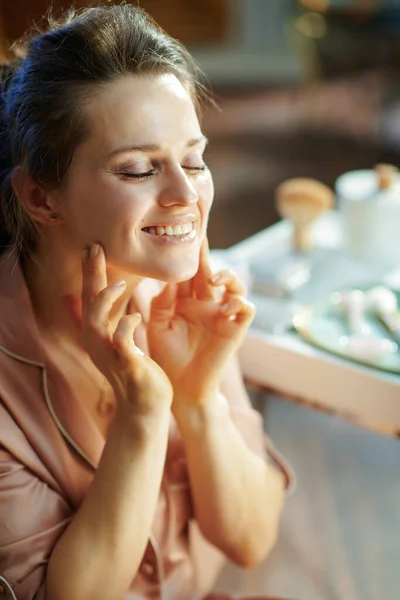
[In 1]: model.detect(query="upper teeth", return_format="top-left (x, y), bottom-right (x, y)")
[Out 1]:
top-left (144, 222), bottom-right (194, 236)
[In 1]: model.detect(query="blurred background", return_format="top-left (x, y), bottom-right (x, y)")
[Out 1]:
top-left (2, 0), bottom-right (400, 248)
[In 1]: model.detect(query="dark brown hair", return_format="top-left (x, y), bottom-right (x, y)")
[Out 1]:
top-left (0, 3), bottom-right (208, 256)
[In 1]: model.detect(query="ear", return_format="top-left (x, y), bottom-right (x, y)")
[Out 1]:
top-left (11, 166), bottom-right (60, 224)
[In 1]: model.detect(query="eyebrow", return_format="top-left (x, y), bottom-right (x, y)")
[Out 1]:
top-left (108, 136), bottom-right (208, 158)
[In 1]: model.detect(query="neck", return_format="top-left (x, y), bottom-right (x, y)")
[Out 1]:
top-left (23, 243), bottom-right (143, 349)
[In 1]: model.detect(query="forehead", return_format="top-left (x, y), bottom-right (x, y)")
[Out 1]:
top-left (84, 73), bottom-right (201, 150)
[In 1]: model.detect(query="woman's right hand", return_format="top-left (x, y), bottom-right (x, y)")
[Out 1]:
top-left (65, 243), bottom-right (173, 416)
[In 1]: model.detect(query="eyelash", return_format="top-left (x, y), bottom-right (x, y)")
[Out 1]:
top-left (119, 165), bottom-right (208, 180)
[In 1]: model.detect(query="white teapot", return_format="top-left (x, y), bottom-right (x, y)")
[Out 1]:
top-left (336, 164), bottom-right (400, 266)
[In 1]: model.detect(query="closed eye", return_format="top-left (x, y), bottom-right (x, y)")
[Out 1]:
top-left (119, 170), bottom-right (156, 180)
top-left (183, 164), bottom-right (208, 173)
top-left (119, 164), bottom-right (208, 180)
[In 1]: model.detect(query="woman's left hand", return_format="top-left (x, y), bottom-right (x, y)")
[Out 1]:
top-left (147, 238), bottom-right (255, 409)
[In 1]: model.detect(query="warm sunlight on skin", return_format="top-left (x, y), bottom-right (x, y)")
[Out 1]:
top-left (59, 73), bottom-right (214, 283)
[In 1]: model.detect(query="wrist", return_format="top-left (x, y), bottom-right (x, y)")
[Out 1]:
top-left (173, 392), bottom-right (230, 437)
top-left (112, 402), bottom-right (170, 440)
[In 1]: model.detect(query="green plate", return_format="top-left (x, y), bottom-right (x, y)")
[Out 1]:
top-left (293, 285), bottom-right (400, 375)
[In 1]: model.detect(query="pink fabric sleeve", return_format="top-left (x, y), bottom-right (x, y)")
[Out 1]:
top-left (0, 449), bottom-right (73, 600)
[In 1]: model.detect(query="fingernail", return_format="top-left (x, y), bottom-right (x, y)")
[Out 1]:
top-left (90, 244), bottom-right (100, 258)
top-left (82, 247), bottom-right (90, 260)
top-left (113, 279), bottom-right (126, 287)
top-left (211, 273), bottom-right (222, 283)
top-left (221, 303), bottom-right (230, 313)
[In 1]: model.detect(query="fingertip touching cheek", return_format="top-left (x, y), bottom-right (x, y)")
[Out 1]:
top-left (59, 73), bottom-right (214, 282)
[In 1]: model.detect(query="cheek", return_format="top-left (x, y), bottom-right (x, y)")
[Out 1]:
top-left (67, 175), bottom-right (146, 232)
top-left (198, 172), bottom-right (214, 213)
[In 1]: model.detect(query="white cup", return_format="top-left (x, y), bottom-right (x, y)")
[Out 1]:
top-left (336, 169), bottom-right (400, 266)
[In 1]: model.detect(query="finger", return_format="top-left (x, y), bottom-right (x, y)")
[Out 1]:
top-left (82, 244), bottom-right (108, 316)
top-left (177, 279), bottom-right (193, 298)
top-left (112, 313), bottom-right (144, 360)
top-left (150, 283), bottom-right (177, 321)
top-left (193, 237), bottom-right (214, 300)
top-left (87, 279), bottom-right (127, 336)
top-left (220, 296), bottom-right (256, 327)
top-left (198, 236), bottom-right (212, 278)
top-left (209, 269), bottom-right (247, 296)
top-left (192, 271), bottom-right (214, 300)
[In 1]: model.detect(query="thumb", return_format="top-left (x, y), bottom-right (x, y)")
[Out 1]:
top-left (150, 283), bottom-right (177, 322)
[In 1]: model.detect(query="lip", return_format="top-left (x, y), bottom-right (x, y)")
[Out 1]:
top-left (141, 214), bottom-right (197, 229)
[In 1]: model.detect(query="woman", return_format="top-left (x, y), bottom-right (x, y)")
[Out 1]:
top-left (0, 5), bottom-right (293, 600)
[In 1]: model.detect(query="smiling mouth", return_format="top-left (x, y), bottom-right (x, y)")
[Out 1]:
top-left (142, 222), bottom-right (194, 237)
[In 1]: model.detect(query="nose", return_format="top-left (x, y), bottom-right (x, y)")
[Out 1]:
top-left (157, 166), bottom-right (199, 207)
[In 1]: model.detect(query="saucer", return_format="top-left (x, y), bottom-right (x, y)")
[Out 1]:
top-left (293, 285), bottom-right (400, 374)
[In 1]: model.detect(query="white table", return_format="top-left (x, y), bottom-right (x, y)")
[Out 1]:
top-left (215, 211), bottom-right (400, 436)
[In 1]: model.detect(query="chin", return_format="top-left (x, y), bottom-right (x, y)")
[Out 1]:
top-left (163, 268), bottom-right (198, 284)
top-left (152, 262), bottom-right (199, 284)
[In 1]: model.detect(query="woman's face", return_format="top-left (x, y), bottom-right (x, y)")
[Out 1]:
top-left (59, 73), bottom-right (214, 282)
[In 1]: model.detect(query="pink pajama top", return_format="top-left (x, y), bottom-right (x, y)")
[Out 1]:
top-left (0, 253), bottom-right (294, 600)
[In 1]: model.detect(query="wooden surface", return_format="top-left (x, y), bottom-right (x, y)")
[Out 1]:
top-left (239, 330), bottom-right (400, 435)
top-left (214, 395), bottom-right (400, 600)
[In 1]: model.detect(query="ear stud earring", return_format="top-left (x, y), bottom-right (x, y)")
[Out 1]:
top-left (50, 213), bottom-right (58, 220)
